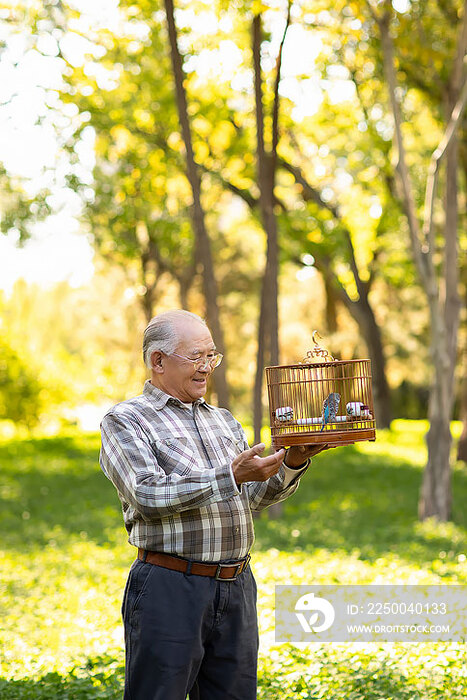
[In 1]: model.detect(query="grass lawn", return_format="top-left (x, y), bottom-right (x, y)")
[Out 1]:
top-left (0, 421), bottom-right (465, 698)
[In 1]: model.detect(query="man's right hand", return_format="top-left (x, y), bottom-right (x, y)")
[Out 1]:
top-left (231, 443), bottom-right (285, 486)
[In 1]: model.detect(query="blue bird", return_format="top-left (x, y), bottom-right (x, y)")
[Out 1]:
top-left (320, 392), bottom-right (340, 431)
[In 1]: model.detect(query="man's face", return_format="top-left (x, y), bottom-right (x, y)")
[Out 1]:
top-left (152, 319), bottom-right (216, 403)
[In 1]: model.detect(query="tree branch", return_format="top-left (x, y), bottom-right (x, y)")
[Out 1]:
top-left (253, 14), bottom-right (266, 172)
top-left (374, 2), bottom-right (434, 292)
top-left (422, 75), bottom-right (467, 247)
top-left (198, 163), bottom-right (258, 209)
top-left (278, 157), bottom-right (338, 216)
top-left (272, 1), bottom-right (291, 158)
top-left (423, 0), bottom-right (467, 251)
top-left (278, 156), bottom-right (369, 296)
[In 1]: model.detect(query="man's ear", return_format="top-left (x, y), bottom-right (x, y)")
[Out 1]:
top-left (150, 351), bottom-right (164, 373)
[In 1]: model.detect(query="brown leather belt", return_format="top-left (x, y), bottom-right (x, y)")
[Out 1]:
top-left (138, 549), bottom-right (251, 581)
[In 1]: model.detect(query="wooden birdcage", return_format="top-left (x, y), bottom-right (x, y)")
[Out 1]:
top-left (266, 333), bottom-right (376, 448)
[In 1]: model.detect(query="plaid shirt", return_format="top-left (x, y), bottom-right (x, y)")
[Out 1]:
top-left (100, 380), bottom-right (307, 562)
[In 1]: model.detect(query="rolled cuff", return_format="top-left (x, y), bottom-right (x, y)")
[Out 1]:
top-left (281, 460), bottom-right (310, 488)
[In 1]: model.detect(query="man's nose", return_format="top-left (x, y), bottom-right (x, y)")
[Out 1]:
top-left (197, 359), bottom-right (212, 372)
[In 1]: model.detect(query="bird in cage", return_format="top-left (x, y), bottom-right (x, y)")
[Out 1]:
top-left (346, 401), bottom-right (370, 418)
top-left (321, 392), bottom-right (341, 431)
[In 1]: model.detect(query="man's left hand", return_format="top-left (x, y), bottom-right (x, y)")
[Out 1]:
top-left (283, 443), bottom-right (329, 468)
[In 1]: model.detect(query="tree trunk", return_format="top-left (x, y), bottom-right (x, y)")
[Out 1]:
top-left (419, 344), bottom-right (453, 520)
top-left (457, 287), bottom-right (467, 462)
top-left (349, 294), bottom-right (393, 429)
top-left (163, 0), bottom-right (230, 409)
top-left (252, 10), bottom-right (288, 443)
top-left (253, 156), bottom-right (280, 443)
top-left (320, 258), bottom-right (392, 429)
top-left (251, 9), bottom-right (290, 520)
top-left (140, 246), bottom-right (159, 324)
top-left (323, 271), bottom-right (338, 333)
top-left (455, 141), bottom-right (467, 463)
top-left (457, 355), bottom-right (467, 462)
top-left (374, 2), bottom-right (466, 519)
top-left (253, 283), bottom-right (270, 445)
top-left (279, 159), bottom-right (393, 428)
top-left (141, 286), bottom-right (155, 324)
top-left (422, 419), bottom-right (452, 520)
top-left (419, 14), bottom-right (464, 517)
top-left (178, 278), bottom-right (190, 311)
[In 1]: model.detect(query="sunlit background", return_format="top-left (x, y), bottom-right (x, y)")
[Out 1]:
top-left (1, 1), bottom-right (466, 698)
top-left (0, 0), bottom-right (464, 437)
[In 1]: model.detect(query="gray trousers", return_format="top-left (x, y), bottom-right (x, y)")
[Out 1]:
top-left (122, 558), bottom-right (259, 700)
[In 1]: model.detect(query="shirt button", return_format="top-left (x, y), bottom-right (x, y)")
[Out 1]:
top-left (235, 527), bottom-right (239, 534)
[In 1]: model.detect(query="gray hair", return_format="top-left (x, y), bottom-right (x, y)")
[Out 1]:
top-left (143, 310), bottom-right (207, 368)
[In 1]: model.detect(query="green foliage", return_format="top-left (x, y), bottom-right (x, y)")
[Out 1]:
top-left (0, 338), bottom-right (42, 428)
top-left (0, 658), bottom-right (124, 700)
top-left (0, 422), bottom-right (465, 698)
top-left (19, 0), bottom-right (461, 418)
top-left (3, 0), bottom-right (466, 390)
top-left (0, 277), bottom-right (147, 424)
top-left (58, 0), bottom-right (198, 307)
top-left (258, 643), bottom-right (467, 699)
top-left (254, 420), bottom-right (466, 566)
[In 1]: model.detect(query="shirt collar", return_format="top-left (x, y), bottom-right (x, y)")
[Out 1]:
top-left (142, 380), bottom-right (215, 411)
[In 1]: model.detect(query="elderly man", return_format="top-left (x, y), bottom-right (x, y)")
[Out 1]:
top-left (100, 310), bottom-right (327, 700)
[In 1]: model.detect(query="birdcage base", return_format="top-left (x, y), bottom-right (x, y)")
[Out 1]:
top-left (271, 427), bottom-right (376, 449)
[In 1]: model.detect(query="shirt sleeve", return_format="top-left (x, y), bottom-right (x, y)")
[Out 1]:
top-left (246, 460), bottom-right (309, 511)
top-left (100, 411), bottom-right (240, 519)
top-left (223, 415), bottom-right (309, 510)
top-left (282, 462), bottom-right (309, 487)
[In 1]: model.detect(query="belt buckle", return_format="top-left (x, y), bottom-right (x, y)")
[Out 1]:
top-left (215, 553), bottom-right (250, 581)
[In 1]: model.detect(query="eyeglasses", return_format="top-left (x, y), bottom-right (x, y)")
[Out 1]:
top-left (168, 352), bottom-right (223, 371)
